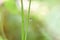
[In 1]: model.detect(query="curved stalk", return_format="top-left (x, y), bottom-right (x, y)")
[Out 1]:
top-left (25, 0), bottom-right (31, 40)
top-left (0, 6), bottom-right (8, 40)
top-left (2, 10), bottom-right (8, 40)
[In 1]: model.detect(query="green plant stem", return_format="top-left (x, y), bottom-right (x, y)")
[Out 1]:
top-left (21, 0), bottom-right (25, 40)
top-left (25, 0), bottom-right (31, 40)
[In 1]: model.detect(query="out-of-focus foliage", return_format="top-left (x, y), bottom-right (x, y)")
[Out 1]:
top-left (0, 36), bottom-right (3, 40)
top-left (3, 0), bottom-right (19, 14)
top-left (2, 13), bottom-right (52, 40)
top-left (1, 0), bottom-right (60, 40)
top-left (45, 5), bottom-right (60, 40)
top-left (32, 0), bottom-right (60, 8)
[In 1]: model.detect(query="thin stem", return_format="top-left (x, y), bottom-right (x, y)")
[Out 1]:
top-left (21, 0), bottom-right (25, 40)
top-left (25, 0), bottom-right (31, 40)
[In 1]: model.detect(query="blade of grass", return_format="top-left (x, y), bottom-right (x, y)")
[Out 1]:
top-left (25, 0), bottom-right (31, 40)
top-left (21, 0), bottom-right (25, 40)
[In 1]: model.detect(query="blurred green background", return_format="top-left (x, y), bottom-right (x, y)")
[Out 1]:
top-left (0, 0), bottom-right (60, 40)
